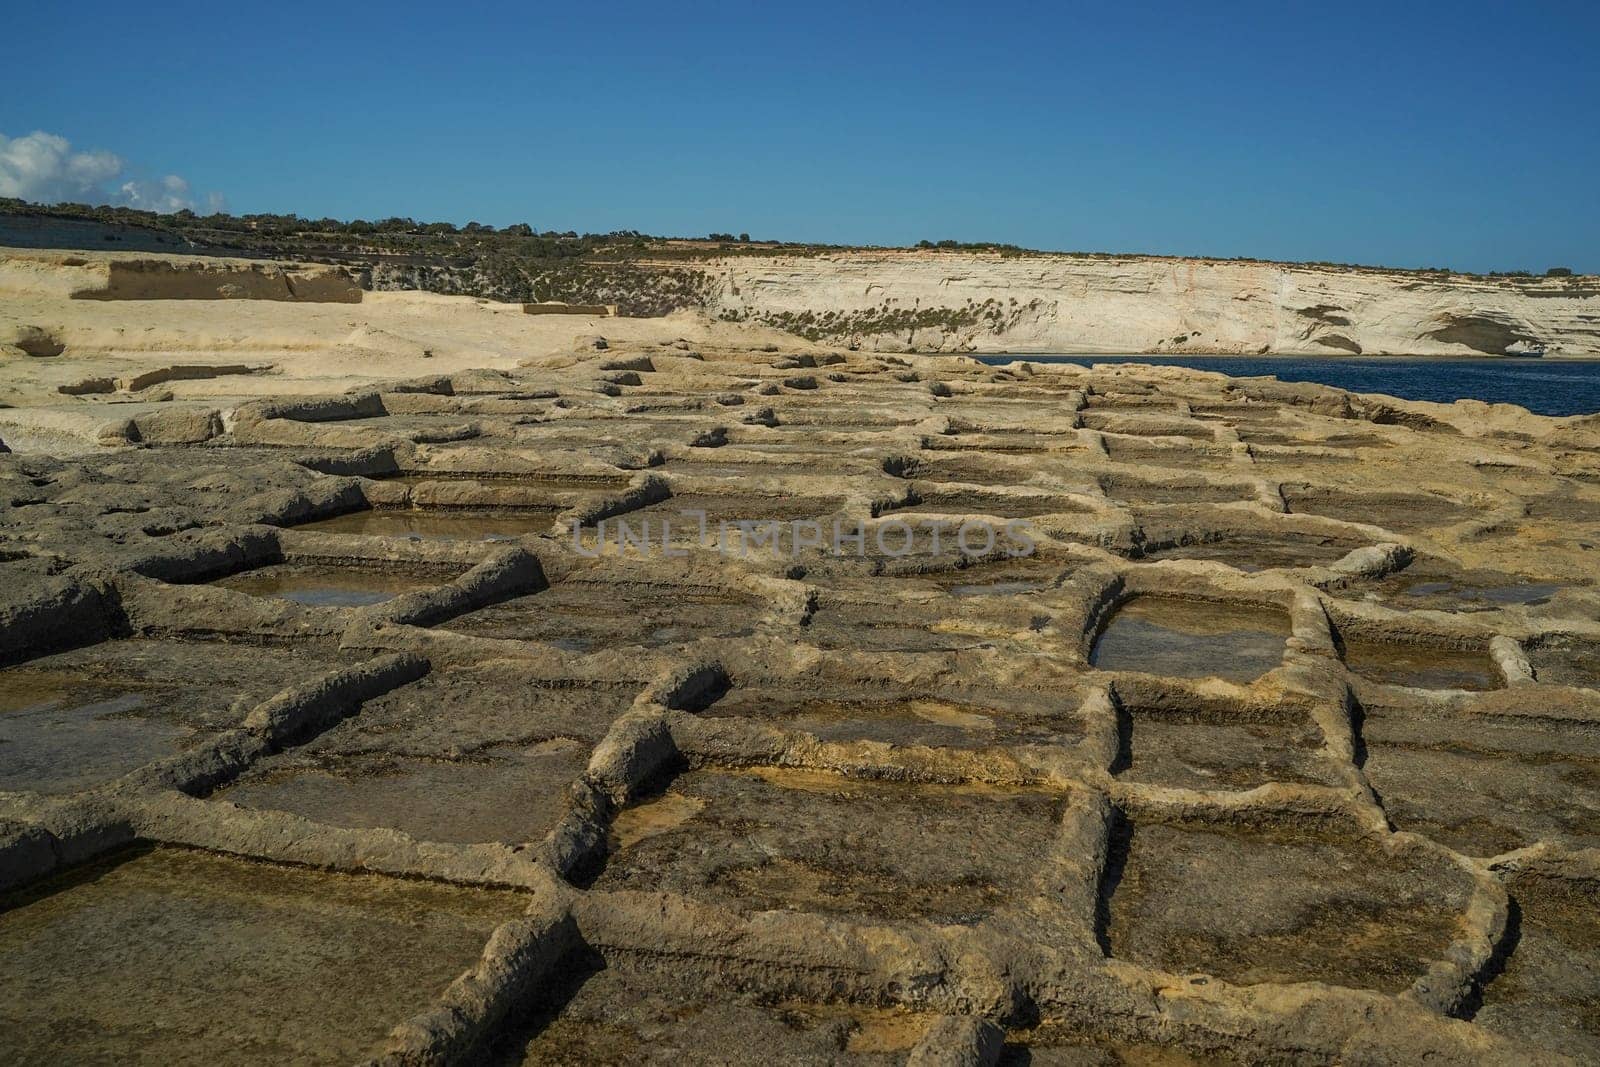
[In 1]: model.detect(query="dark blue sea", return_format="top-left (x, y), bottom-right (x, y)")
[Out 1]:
top-left (974, 356), bottom-right (1600, 417)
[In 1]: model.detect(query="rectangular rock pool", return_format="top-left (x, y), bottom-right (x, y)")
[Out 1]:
top-left (0, 846), bottom-right (523, 1064)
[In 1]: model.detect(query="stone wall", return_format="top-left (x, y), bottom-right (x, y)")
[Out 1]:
top-left (71, 258), bottom-right (363, 303)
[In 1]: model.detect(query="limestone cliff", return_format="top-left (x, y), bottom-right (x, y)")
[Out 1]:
top-left (699, 251), bottom-right (1600, 356)
top-left (6, 239), bottom-right (1597, 356)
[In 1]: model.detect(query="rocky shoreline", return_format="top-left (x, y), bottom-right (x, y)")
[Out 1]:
top-left (1, 248), bottom-right (1598, 1063)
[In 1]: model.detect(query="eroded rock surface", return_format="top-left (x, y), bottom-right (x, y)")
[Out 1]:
top-left (1, 266), bottom-right (1598, 1064)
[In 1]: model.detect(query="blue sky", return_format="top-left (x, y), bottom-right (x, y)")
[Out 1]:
top-left (5, 0), bottom-right (1597, 272)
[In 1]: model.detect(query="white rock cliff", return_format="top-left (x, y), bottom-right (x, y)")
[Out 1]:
top-left (701, 251), bottom-right (1600, 355)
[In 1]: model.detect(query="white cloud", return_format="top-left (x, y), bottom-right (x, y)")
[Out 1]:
top-left (0, 130), bottom-right (222, 213)
top-left (120, 174), bottom-right (196, 213)
top-left (0, 131), bottom-right (121, 201)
